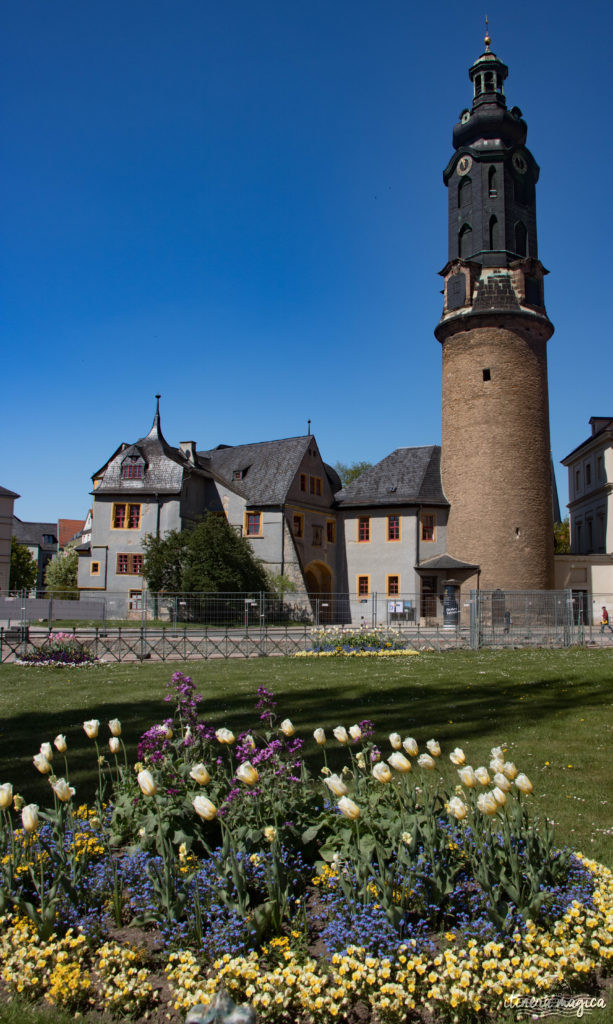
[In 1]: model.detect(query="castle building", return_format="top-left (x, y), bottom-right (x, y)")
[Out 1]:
top-left (435, 30), bottom-right (555, 592)
top-left (78, 35), bottom-right (558, 622)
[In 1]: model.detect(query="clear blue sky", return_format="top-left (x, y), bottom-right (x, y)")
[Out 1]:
top-left (2, 0), bottom-right (611, 523)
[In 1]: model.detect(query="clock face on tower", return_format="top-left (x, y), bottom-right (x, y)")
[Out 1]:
top-left (512, 151), bottom-right (528, 174)
top-left (456, 155), bottom-right (473, 176)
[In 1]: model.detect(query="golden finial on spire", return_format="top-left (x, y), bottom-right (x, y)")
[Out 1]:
top-left (484, 15), bottom-right (491, 51)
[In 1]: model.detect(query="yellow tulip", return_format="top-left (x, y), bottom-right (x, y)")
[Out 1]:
top-left (474, 767), bottom-right (491, 786)
top-left (515, 773), bottom-right (533, 794)
top-left (426, 739), bottom-right (441, 757)
top-left (458, 765), bottom-right (477, 788)
top-left (389, 733), bottom-right (402, 750)
top-left (449, 747), bottom-right (466, 766)
top-left (403, 737), bottom-right (418, 756)
top-left (477, 792), bottom-right (499, 816)
top-left (215, 728), bottom-right (235, 744)
top-left (447, 796), bottom-right (468, 820)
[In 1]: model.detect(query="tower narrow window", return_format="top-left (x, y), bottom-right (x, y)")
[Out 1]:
top-left (515, 221), bottom-right (527, 256)
top-left (458, 176), bottom-right (472, 208)
top-left (484, 71), bottom-right (494, 92)
top-left (488, 166), bottom-right (497, 197)
top-left (482, 368), bottom-right (491, 381)
top-left (459, 224), bottom-right (472, 259)
top-left (489, 215), bottom-right (499, 250)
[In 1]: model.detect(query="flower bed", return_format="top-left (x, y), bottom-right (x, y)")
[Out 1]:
top-left (304, 626), bottom-right (421, 657)
top-left (16, 631), bottom-right (97, 667)
top-left (0, 674), bottom-right (611, 1022)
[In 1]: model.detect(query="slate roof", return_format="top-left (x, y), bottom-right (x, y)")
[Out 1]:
top-left (94, 407), bottom-right (212, 495)
top-left (198, 436), bottom-right (312, 505)
top-left (417, 553), bottom-right (479, 571)
top-left (0, 486), bottom-right (19, 499)
top-left (335, 446), bottom-right (448, 507)
top-left (13, 517), bottom-right (57, 548)
top-left (562, 416), bottom-right (613, 463)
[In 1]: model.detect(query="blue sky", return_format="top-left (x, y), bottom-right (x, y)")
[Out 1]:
top-left (2, 0), bottom-right (611, 523)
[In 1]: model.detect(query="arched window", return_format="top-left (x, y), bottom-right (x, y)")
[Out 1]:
top-left (459, 224), bottom-right (472, 259)
top-left (488, 166), bottom-right (497, 198)
top-left (489, 215), bottom-right (499, 251)
top-left (515, 221), bottom-right (527, 256)
top-left (458, 176), bottom-right (472, 208)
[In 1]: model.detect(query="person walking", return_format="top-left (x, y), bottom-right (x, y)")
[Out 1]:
top-left (600, 606), bottom-right (613, 634)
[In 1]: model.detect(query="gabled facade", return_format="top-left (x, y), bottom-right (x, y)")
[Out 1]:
top-left (12, 517), bottom-right (58, 592)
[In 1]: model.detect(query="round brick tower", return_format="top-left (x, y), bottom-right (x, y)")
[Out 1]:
top-left (435, 31), bottom-right (555, 591)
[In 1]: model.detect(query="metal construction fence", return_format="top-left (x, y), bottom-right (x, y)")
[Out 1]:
top-left (1, 588), bottom-right (611, 663)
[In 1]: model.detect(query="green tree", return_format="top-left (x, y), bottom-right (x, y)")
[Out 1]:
top-left (334, 460), bottom-right (372, 487)
top-left (44, 548), bottom-right (78, 598)
top-left (554, 518), bottom-right (571, 554)
top-left (142, 513), bottom-right (268, 593)
top-left (9, 536), bottom-right (38, 591)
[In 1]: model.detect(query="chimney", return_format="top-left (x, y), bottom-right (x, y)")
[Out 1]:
top-left (180, 441), bottom-right (197, 462)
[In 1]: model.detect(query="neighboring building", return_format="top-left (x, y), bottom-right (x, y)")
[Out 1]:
top-left (0, 486), bottom-right (19, 592)
top-left (12, 518), bottom-right (58, 592)
top-left (556, 418), bottom-right (613, 619)
top-left (58, 518), bottom-right (86, 551)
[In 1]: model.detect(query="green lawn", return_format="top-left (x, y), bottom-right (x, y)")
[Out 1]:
top-left (0, 647), bottom-right (612, 866)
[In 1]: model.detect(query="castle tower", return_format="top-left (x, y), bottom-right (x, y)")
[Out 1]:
top-left (435, 30), bottom-right (555, 590)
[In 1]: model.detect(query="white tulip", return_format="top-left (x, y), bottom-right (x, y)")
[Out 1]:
top-left (449, 747), bottom-right (466, 766)
top-left (333, 726), bottom-right (349, 744)
top-left (108, 719), bottom-right (122, 737)
top-left (447, 796), bottom-right (468, 820)
top-left (388, 752), bottom-right (412, 773)
top-left (349, 725), bottom-right (362, 742)
top-left (503, 761), bottom-right (518, 780)
top-left (54, 735), bottom-right (67, 753)
top-left (39, 742), bottom-right (53, 762)
top-left (215, 728), bottom-right (235, 745)
top-left (337, 796), bottom-right (361, 820)
top-left (137, 770), bottom-right (158, 797)
top-left (313, 728), bottom-right (326, 745)
top-left (280, 719), bottom-right (295, 737)
top-left (389, 733), bottom-right (402, 750)
top-left (458, 765), bottom-right (477, 788)
top-left (33, 753), bottom-right (52, 775)
top-left (372, 762), bottom-right (392, 784)
top-left (83, 719), bottom-right (100, 739)
top-left (417, 753), bottom-right (435, 770)
top-left (189, 764), bottom-right (211, 786)
top-left (22, 803), bottom-right (39, 834)
top-left (492, 772), bottom-right (511, 792)
top-left (236, 761), bottom-right (259, 787)
top-left (324, 774), bottom-right (348, 797)
top-left (426, 739), bottom-right (441, 757)
top-left (193, 795), bottom-right (217, 821)
top-left (477, 792), bottom-right (499, 816)
top-left (0, 783), bottom-right (13, 809)
top-left (515, 773), bottom-right (533, 794)
top-left (109, 737), bottom-right (120, 755)
top-left (51, 778), bottom-right (75, 803)
top-left (492, 786), bottom-right (507, 806)
top-left (474, 767), bottom-right (491, 786)
top-left (403, 737), bottom-right (418, 757)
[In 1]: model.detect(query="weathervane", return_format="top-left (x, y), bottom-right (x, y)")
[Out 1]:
top-left (484, 15), bottom-right (491, 51)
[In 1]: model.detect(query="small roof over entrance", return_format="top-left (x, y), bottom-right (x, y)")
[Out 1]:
top-left (416, 553), bottom-right (480, 572)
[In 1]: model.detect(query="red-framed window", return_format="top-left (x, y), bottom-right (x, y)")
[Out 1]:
top-left (421, 513), bottom-right (436, 542)
top-left (245, 512), bottom-right (262, 536)
top-left (112, 503), bottom-right (141, 530)
top-left (357, 575), bottom-right (370, 597)
top-left (122, 463), bottom-right (143, 480)
top-left (309, 476), bottom-right (322, 496)
top-left (387, 515), bottom-right (400, 541)
top-left (387, 575), bottom-right (400, 596)
top-left (358, 516), bottom-right (370, 542)
top-left (116, 553), bottom-right (144, 575)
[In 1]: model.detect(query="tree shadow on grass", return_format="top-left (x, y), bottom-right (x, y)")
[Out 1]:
top-left (2, 662), bottom-right (609, 804)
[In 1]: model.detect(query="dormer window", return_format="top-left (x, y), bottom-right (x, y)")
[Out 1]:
top-left (233, 470), bottom-right (243, 481)
top-left (122, 459), bottom-right (144, 480)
